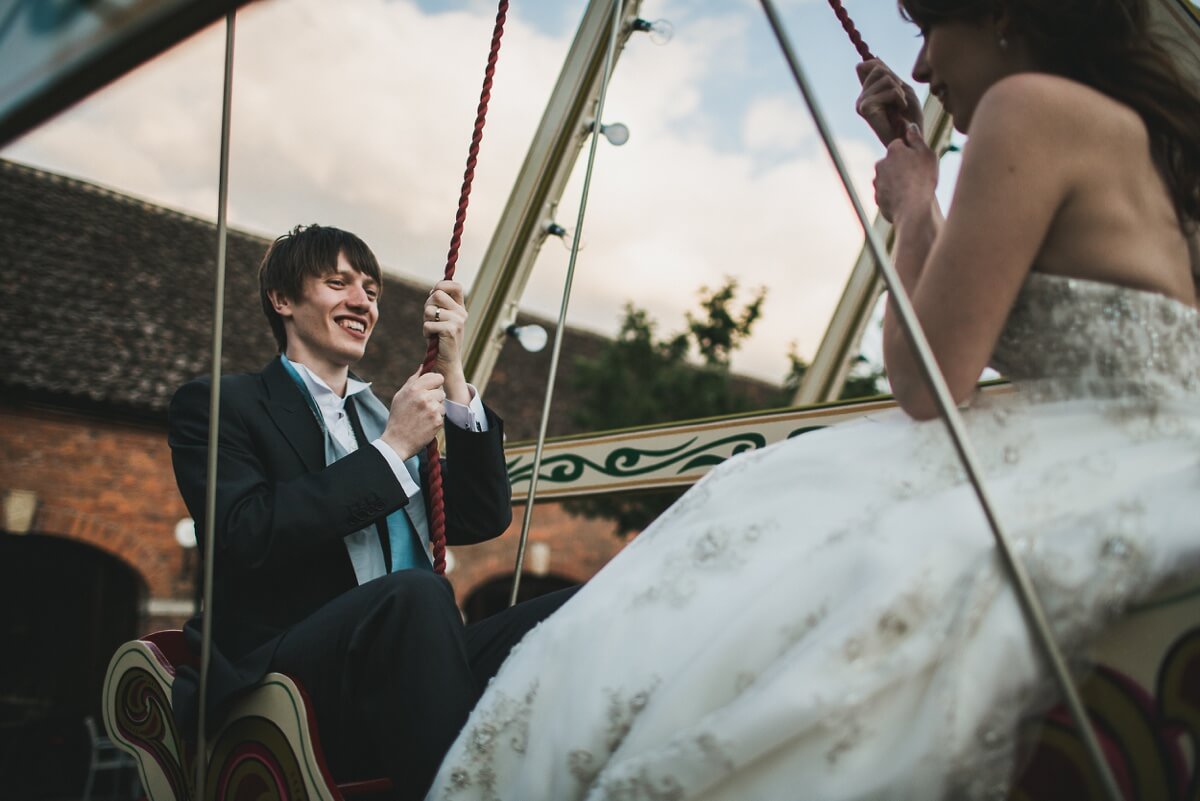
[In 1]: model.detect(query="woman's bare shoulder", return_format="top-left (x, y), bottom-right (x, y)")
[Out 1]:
top-left (973, 74), bottom-right (1144, 143)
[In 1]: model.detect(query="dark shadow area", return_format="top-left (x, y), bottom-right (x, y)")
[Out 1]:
top-left (0, 532), bottom-right (142, 798)
top-left (462, 573), bottom-right (577, 624)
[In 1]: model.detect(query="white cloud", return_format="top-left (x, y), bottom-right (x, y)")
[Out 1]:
top-left (3, 0), bottom-right (888, 385)
top-left (515, 2), bottom-right (880, 381)
top-left (526, 124), bottom-right (877, 381)
top-left (741, 93), bottom-right (816, 153)
top-left (4, 0), bottom-right (568, 258)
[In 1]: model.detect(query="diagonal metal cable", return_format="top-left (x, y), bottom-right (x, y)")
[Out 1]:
top-left (509, 0), bottom-right (625, 607)
top-left (758, 2), bottom-right (1124, 799)
top-left (196, 10), bottom-right (237, 799)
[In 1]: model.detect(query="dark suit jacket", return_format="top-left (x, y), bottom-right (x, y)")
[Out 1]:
top-left (167, 357), bottom-right (512, 734)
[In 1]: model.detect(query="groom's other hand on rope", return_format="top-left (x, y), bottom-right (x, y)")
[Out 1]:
top-left (856, 59), bottom-right (923, 145)
top-left (382, 369), bottom-right (447, 459)
top-left (424, 279), bottom-right (472, 405)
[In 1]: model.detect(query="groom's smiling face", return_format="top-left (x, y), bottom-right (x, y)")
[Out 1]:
top-left (272, 251), bottom-right (380, 371)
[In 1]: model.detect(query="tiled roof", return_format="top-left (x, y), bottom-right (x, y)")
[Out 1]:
top-left (0, 158), bottom-right (777, 439)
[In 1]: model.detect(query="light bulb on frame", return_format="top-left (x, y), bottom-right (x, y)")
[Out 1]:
top-left (505, 323), bottom-right (549, 353)
top-left (632, 17), bottom-right (673, 45)
top-left (544, 220), bottom-right (584, 252)
top-left (584, 119), bottom-right (630, 147)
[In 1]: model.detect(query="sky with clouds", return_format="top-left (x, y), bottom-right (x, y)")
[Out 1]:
top-left (3, 0), bottom-right (934, 383)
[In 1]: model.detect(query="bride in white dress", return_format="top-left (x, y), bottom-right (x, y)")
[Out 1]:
top-left (426, 0), bottom-right (1200, 798)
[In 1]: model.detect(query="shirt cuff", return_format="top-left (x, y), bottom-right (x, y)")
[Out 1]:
top-left (370, 439), bottom-right (421, 498)
top-left (445, 384), bottom-right (490, 433)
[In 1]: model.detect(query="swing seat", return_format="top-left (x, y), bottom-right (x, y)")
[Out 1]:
top-left (1011, 577), bottom-right (1200, 800)
top-left (101, 630), bottom-right (393, 801)
top-left (101, 584), bottom-right (1200, 800)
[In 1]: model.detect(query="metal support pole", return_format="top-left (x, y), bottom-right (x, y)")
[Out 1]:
top-left (758, 2), bottom-right (1124, 799)
top-left (509, 0), bottom-right (623, 608)
top-left (195, 11), bottom-right (236, 798)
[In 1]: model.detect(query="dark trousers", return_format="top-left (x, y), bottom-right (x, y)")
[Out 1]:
top-left (270, 570), bottom-right (577, 800)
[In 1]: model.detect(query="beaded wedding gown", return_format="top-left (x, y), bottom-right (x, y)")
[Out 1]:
top-left (427, 272), bottom-right (1200, 801)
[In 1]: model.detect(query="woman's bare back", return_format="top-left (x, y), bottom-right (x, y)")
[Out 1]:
top-left (1026, 74), bottom-right (1196, 308)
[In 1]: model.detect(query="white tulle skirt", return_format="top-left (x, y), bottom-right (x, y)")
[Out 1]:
top-left (427, 389), bottom-right (1200, 801)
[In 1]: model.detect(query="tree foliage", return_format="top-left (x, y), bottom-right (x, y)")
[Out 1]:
top-left (564, 280), bottom-right (766, 536)
top-left (566, 279), bottom-right (883, 537)
top-left (783, 348), bottom-right (886, 401)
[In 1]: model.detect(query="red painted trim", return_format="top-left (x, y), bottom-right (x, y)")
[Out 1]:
top-left (142, 629), bottom-right (192, 675)
top-left (134, 635), bottom-right (395, 795)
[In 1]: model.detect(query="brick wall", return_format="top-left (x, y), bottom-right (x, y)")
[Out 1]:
top-left (1, 403), bottom-right (630, 631)
top-left (0, 403), bottom-right (193, 630)
top-left (448, 502), bottom-right (629, 606)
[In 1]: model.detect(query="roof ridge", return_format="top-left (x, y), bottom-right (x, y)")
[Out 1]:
top-left (0, 157), bottom-right (431, 290)
top-left (1, 156), bottom-right (276, 245)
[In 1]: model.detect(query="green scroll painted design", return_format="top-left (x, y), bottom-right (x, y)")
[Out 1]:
top-left (787, 425), bottom-right (827, 438)
top-left (499, 388), bottom-right (944, 499)
top-left (508, 432), bottom-right (767, 487)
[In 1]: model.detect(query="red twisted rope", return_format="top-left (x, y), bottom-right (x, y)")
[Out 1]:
top-left (826, 0), bottom-right (906, 140)
top-left (826, 0), bottom-right (875, 61)
top-left (422, 0), bottom-right (509, 575)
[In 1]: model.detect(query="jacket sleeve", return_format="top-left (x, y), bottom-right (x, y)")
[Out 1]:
top-left (442, 403), bottom-right (513, 546)
top-left (168, 377), bottom-right (410, 577)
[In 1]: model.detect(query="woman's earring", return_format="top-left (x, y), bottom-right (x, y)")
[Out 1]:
top-left (998, 35), bottom-right (1009, 50)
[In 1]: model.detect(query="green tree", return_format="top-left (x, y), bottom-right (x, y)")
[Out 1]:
top-left (566, 279), bottom-right (887, 537)
top-left (782, 347), bottom-right (887, 401)
top-left (565, 279), bottom-right (767, 536)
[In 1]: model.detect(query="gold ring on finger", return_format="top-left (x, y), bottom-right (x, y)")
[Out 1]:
top-left (434, 307), bottom-right (441, 322)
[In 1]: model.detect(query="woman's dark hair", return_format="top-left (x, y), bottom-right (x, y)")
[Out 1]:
top-left (258, 224), bottom-right (383, 351)
top-left (899, 0), bottom-right (1200, 226)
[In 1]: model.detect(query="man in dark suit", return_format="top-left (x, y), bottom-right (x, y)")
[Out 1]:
top-left (169, 224), bottom-right (573, 799)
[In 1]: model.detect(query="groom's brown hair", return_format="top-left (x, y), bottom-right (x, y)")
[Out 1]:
top-left (258, 224), bottom-right (384, 351)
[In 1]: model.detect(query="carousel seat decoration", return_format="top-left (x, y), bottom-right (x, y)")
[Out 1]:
top-left (101, 630), bottom-right (393, 801)
top-left (98, 578), bottom-right (1200, 801)
top-left (1011, 582), bottom-right (1200, 801)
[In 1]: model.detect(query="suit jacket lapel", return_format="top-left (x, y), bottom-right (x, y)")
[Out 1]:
top-left (260, 358), bottom-right (324, 473)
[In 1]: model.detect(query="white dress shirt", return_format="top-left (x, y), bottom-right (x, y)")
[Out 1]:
top-left (285, 359), bottom-right (488, 495)
top-left (283, 357), bottom-right (488, 580)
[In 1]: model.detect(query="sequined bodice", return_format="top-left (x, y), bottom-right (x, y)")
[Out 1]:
top-left (990, 272), bottom-right (1200, 399)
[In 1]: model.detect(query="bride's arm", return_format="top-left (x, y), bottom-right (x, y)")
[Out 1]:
top-left (880, 76), bottom-right (1074, 420)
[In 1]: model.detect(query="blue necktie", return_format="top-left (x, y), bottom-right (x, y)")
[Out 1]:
top-left (280, 357), bottom-right (430, 573)
top-left (344, 398), bottom-right (429, 572)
